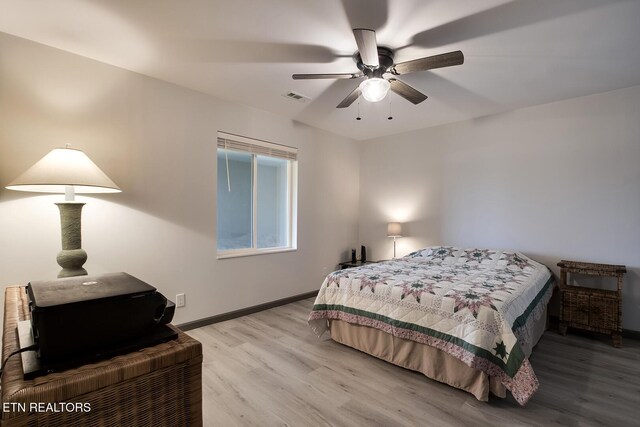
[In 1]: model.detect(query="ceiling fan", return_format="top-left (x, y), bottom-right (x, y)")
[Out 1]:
top-left (292, 29), bottom-right (464, 108)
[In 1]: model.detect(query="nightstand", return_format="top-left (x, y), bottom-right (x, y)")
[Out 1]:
top-left (338, 260), bottom-right (377, 269)
top-left (1, 287), bottom-right (203, 426)
top-left (558, 260), bottom-right (626, 347)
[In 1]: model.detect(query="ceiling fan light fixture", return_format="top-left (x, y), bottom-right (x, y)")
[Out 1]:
top-left (359, 78), bottom-right (390, 103)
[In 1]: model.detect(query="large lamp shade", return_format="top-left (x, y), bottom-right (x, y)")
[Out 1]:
top-left (6, 148), bottom-right (120, 194)
top-left (6, 147), bottom-right (120, 278)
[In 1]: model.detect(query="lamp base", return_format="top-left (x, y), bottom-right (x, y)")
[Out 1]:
top-left (56, 249), bottom-right (88, 278)
top-left (55, 202), bottom-right (88, 278)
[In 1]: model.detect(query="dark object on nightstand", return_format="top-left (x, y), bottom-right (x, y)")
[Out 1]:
top-left (558, 260), bottom-right (626, 347)
top-left (26, 272), bottom-right (175, 363)
top-left (338, 260), bottom-right (378, 270)
top-left (351, 249), bottom-right (357, 263)
top-left (361, 245), bottom-right (367, 262)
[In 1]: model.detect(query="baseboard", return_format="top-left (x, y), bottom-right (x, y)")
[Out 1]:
top-left (547, 314), bottom-right (640, 339)
top-left (623, 328), bottom-right (640, 339)
top-left (176, 290), bottom-right (319, 331)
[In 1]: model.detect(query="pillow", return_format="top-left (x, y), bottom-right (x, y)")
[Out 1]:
top-left (406, 248), bottom-right (431, 258)
top-left (407, 246), bottom-right (538, 271)
top-left (498, 251), bottom-right (535, 270)
top-left (457, 248), bottom-right (498, 265)
top-left (406, 246), bottom-right (459, 263)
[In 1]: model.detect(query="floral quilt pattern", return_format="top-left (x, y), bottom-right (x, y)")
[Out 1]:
top-left (309, 247), bottom-right (553, 405)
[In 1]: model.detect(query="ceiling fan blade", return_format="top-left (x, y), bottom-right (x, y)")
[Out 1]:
top-left (292, 73), bottom-right (361, 80)
top-left (392, 50), bottom-right (464, 75)
top-left (336, 86), bottom-right (362, 108)
top-left (353, 29), bottom-right (379, 68)
top-left (389, 79), bottom-right (428, 104)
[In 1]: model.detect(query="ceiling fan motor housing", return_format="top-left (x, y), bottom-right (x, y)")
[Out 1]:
top-left (355, 47), bottom-right (395, 77)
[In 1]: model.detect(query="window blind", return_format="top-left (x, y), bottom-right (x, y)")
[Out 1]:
top-left (217, 132), bottom-right (297, 161)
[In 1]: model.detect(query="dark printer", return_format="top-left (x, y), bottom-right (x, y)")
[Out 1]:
top-left (26, 272), bottom-right (176, 364)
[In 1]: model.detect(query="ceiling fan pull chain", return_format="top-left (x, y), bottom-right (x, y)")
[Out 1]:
top-left (388, 96), bottom-right (393, 120)
top-left (356, 98), bottom-right (362, 121)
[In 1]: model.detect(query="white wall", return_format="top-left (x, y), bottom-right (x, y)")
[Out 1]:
top-left (2, 31), bottom-right (638, 333)
top-left (359, 86), bottom-right (640, 331)
top-left (0, 33), bottom-right (360, 326)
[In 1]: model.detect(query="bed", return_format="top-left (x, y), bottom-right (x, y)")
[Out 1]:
top-left (308, 246), bottom-right (554, 405)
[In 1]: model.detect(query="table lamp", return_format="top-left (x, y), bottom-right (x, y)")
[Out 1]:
top-left (6, 146), bottom-right (121, 278)
top-left (387, 222), bottom-right (402, 259)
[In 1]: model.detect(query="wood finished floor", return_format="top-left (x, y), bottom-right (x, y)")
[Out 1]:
top-left (187, 298), bottom-right (640, 427)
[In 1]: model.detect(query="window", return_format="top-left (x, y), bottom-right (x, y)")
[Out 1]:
top-left (216, 132), bottom-right (297, 258)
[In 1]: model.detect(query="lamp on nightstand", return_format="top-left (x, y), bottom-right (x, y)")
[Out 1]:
top-left (6, 145), bottom-right (121, 278)
top-left (387, 222), bottom-right (403, 259)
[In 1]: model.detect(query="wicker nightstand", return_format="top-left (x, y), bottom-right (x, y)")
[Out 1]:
top-left (558, 260), bottom-right (626, 347)
top-left (1, 287), bottom-right (203, 426)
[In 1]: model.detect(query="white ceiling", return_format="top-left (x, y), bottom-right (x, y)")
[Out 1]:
top-left (1, 0), bottom-right (639, 141)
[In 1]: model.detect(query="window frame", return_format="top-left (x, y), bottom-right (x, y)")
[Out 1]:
top-left (216, 132), bottom-right (298, 259)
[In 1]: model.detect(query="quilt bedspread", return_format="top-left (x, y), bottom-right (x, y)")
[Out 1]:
top-left (308, 247), bottom-right (553, 405)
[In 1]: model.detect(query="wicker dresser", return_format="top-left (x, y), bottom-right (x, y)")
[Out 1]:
top-left (1, 286), bottom-right (203, 426)
top-left (557, 260), bottom-right (626, 347)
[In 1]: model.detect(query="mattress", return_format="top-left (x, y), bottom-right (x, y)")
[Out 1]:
top-left (309, 246), bottom-right (554, 405)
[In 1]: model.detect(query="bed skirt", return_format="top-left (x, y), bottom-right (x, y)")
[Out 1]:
top-left (328, 306), bottom-right (547, 402)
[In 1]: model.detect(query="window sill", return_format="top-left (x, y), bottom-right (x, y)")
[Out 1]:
top-left (217, 247), bottom-right (297, 260)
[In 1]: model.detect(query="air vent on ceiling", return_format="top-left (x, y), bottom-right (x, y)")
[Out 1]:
top-left (282, 91), bottom-right (311, 103)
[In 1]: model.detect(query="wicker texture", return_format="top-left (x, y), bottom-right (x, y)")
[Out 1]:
top-left (558, 260), bottom-right (626, 347)
top-left (1, 287), bottom-right (203, 427)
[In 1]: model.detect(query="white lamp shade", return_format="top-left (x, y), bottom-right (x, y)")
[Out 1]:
top-left (359, 78), bottom-right (390, 102)
top-left (387, 222), bottom-right (402, 237)
top-left (6, 147), bottom-right (121, 194)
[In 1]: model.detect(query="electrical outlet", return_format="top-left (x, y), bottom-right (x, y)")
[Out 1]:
top-left (176, 293), bottom-right (186, 308)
